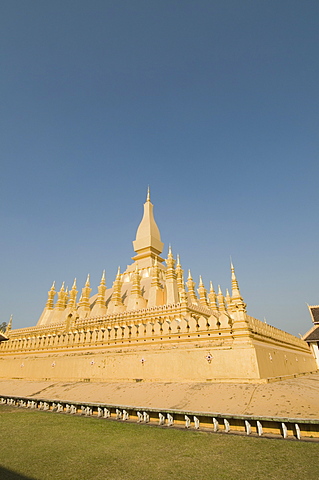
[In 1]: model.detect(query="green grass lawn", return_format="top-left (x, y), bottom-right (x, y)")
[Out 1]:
top-left (1, 405), bottom-right (319, 480)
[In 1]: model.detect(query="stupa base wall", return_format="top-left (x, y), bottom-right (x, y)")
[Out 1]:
top-left (254, 342), bottom-right (317, 379)
top-left (0, 337), bottom-right (316, 384)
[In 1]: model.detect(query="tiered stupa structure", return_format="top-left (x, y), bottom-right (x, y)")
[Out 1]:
top-left (0, 190), bottom-right (317, 382)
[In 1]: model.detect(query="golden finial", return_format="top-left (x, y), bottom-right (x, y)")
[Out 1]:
top-left (147, 186), bottom-right (150, 202)
top-left (85, 274), bottom-right (90, 287)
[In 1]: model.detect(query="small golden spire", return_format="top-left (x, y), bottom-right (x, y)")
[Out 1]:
top-left (217, 285), bottom-right (226, 312)
top-left (175, 254), bottom-right (185, 294)
top-left (46, 281), bottom-right (56, 309)
top-left (131, 266), bottom-right (142, 296)
top-left (55, 282), bottom-right (66, 311)
top-left (179, 282), bottom-right (188, 306)
top-left (148, 255), bottom-right (164, 307)
top-left (165, 245), bottom-right (179, 304)
top-left (95, 270), bottom-right (107, 311)
top-left (127, 264), bottom-right (147, 310)
top-left (150, 256), bottom-right (161, 288)
top-left (166, 245), bottom-right (175, 269)
top-left (225, 288), bottom-right (231, 307)
top-left (110, 267), bottom-right (124, 307)
top-left (147, 186), bottom-right (150, 202)
top-left (208, 282), bottom-right (218, 311)
top-left (187, 270), bottom-right (198, 304)
top-left (68, 279), bottom-right (78, 309)
top-left (198, 276), bottom-right (209, 307)
top-left (230, 261), bottom-right (246, 311)
top-left (64, 287), bottom-right (69, 308)
top-left (78, 275), bottom-right (92, 313)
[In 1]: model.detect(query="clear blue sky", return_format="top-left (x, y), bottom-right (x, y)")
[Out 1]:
top-left (1, 1), bottom-right (318, 336)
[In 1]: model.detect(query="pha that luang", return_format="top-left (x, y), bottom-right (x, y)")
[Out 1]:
top-left (0, 190), bottom-right (317, 382)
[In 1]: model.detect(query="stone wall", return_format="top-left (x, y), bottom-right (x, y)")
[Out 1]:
top-left (0, 306), bottom-right (316, 382)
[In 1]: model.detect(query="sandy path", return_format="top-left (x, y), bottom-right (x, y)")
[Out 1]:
top-left (1, 372), bottom-right (319, 418)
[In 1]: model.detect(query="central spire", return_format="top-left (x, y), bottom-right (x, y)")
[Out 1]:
top-left (132, 188), bottom-right (164, 265)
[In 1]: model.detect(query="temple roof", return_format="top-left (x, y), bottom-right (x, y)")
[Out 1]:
top-left (303, 325), bottom-right (319, 342)
top-left (0, 332), bottom-right (8, 343)
top-left (308, 306), bottom-right (319, 324)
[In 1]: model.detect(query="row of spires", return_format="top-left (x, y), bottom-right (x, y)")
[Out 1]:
top-left (43, 247), bottom-right (245, 317)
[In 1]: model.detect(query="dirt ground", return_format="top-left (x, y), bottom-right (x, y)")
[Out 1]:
top-left (1, 372), bottom-right (319, 418)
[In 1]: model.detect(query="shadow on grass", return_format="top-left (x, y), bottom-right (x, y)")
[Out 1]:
top-left (0, 466), bottom-right (36, 480)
